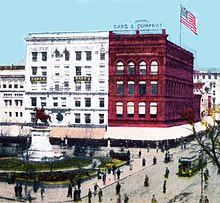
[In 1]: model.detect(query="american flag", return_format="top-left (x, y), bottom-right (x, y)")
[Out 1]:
top-left (180, 6), bottom-right (197, 35)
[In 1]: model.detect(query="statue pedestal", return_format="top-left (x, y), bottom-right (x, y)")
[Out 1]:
top-left (26, 128), bottom-right (61, 162)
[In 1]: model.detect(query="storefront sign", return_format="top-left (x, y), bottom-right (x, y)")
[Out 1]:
top-left (113, 20), bottom-right (162, 30)
top-left (30, 76), bottom-right (47, 81)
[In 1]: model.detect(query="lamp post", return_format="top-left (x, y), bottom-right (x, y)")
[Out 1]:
top-left (199, 150), bottom-right (204, 203)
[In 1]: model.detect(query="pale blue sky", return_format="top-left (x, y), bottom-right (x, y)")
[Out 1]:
top-left (0, 0), bottom-right (219, 69)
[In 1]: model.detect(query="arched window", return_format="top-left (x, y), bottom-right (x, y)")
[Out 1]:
top-left (150, 61), bottom-right (158, 74)
top-left (116, 61), bottom-right (124, 74)
top-left (127, 102), bottom-right (134, 117)
top-left (127, 61), bottom-right (135, 75)
top-left (116, 102), bottom-right (123, 117)
top-left (138, 102), bottom-right (146, 117)
top-left (139, 61), bottom-right (146, 75)
top-left (150, 102), bottom-right (157, 118)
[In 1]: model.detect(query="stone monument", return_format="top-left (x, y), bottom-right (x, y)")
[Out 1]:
top-left (25, 107), bottom-right (62, 161)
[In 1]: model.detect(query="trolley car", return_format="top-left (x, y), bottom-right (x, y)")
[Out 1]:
top-left (178, 153), bottom-right (207, 177)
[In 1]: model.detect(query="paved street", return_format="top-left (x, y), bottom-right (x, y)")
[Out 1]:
top-left (0, 142), bottom-right (219, 203)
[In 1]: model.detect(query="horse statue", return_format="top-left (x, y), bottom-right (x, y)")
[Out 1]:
top-left (33, 107), bottom-right (51, 127)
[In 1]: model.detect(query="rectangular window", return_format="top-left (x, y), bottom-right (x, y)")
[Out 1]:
top-left (64, 81), bottom-right (69, 88)
top-left (55, 84), bottom-right (59, 91)
top-left (85, 82), bottom-right (91, 91)
top-left (116, 102), bottom-right (123, 117)
top-left (99, 98), bottom-right (104, 107)
top-left (64, 51), bottom-right (70, 61)
top-left (99, 114), bottom-right (104, 124)
top-left (117, 81), bottom-right (123, 95)
top-left (20, 112), bottom-right (23, 117)
top-left (41, 102), bottom-right (46, 107)
top-left (15, 112), bottom-right (18, 117)
top-left (128, 81), bottom-right (134, 95)
top-left (85, 98), bottom-right (91, 107)
top-left (14, 84), bottom-right (18, 88)
top-left (9, 112), bottom-right (12, 117)
top-left (9, 84), bottom-right (12, 88)
top-left (86, 51), bottom-right (92, 60)
top-left (42, 52), bottom-right (47, 61)
top-left (31, 97), bottom-right (37, 107)
top-left (75, 98), bottom-right (81, 107)
top-left (85, 114), bottom-right (91, 123)
top-left (139, 81), bottom-right (146, 96)
top-left (150, 102), bottom-right (157, 118)
top-left (76, 51), bottom-right (82, 61)
top-left (3, 84), bottom-right (6, 88)
top-left (100, 53), bottom-right (105, 60)
top-left (75, 82), bottom-right (81, 91)
top-left (75, 113), bottom-right (80, 123)
top-left (53, 102), bottom-right (58, 107)
top-left (32, 67), bottom-right (37, 75)
top-left (32, 52), bottom-right (37, 62)
top-left (150, 81), bottom-right (158, 95)
top-left (76, 66), bottom-right (81, 76)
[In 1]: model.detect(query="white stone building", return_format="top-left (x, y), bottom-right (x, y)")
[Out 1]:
top-left (25, 31), bottom-right (109, 136)
top-left (193, 70), bottom-right (220, 109)
top-left (0, 65), bottom-right (26, 135)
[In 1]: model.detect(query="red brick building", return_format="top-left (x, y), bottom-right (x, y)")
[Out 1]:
top-left (108, 30), bottom-right (200, 127)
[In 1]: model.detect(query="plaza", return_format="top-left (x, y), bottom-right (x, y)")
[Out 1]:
top-left (0, 141), bottom-right (219, 203)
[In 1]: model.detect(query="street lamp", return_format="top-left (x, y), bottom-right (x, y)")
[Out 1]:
top-left (199, 150), bottom-right (204, 203)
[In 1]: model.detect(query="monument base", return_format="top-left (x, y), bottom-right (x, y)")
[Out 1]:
top-left (25, 128), bottom-right (62, 162)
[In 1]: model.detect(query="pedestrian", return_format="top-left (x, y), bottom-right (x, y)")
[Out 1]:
top-left (142, 157), bottom-right (146, 166)
top-left (18, 184), bottom-right (22, 199)
top-left (97, 169), bottom-right (102, 179)
top-left (94, 183), bottom-right (99, 195)
top-left (14, 184), bottom-right (19, 198)
top-left (116, 182), bottom-right (121, 195)
top-left (124, 194), bottom-right (129, 203)
top-left (67, 183), bottom-right (72, 198)
top-left (164, 167), bottom-right (170, 178)
top-left (117, 194), bottom-right (122, 203)
top-left (138, 150), bottom-right (142, 158)
top-left (116, 168), bottom-right (121, 180)
top-left (78, 188), bottom-right (81, 201)
top-left (102, 172), bottom-right (106, 185)
top-left (73, 187), bottom-right (78, 202)
top-left (40, 185), bottom-right (45, 200)
top-left (151, 194), bottom-right (157, 203)
top-left (153, 156), bottom-right (157, 165)
top-left (88, 189), bottom-right (92, 203)
top-left (98, 189), bottom-right (103, 202)
top-left (144, 175), bottom-right (149, 187)
top-left (204, 196), bottom-right (209, 203)
top-left (147, 144), bottom-right (150, 152)
top-left (163, 180), bottom-right (167, 193)
top-left (77, 177), bottom-right (81, 189)
top-left (129, 163), bottom-right (133, 171)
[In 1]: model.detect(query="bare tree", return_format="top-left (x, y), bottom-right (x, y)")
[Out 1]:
top-left (180, 107), bottom-right (220, 174)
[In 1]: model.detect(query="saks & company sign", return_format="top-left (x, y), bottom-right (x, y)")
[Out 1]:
top-left (113, 20), bottom-right (162, 30)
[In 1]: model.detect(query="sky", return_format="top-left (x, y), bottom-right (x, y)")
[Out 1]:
top-left (0, 0), bottom-right (219, 70)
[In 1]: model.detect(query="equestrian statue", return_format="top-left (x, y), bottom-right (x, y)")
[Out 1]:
top-left (33, 107), bottom-right (51, 128)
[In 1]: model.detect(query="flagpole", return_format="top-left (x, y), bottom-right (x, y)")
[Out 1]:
top-left (180, 3), bottom-right (182, 47)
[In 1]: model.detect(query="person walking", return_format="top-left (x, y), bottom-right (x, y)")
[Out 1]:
top-left (163, 180), bottom-right (167, 193)
top-left (102, 172), bottom-right (107, 185)
top-left (153, 156), bottom-right (157, 165)
top-left (88, 189), bottom-right (92, 203)
top-left (18, 184), bottom-right (23, 199)
top-left (151, 194), bottom-right (157, 203)
top-left (94, 183), bottom-right (99, 195)
top-left (116, 182), bottom-right (121, 195)
top-left (204, 196), bottom-right (209, 203)
top-left (164, 167), bottom-right (170, 178)
top-left (116, 169), bottom-right (121, 180)
top-left (14, 184), bottom-right (19, 198)
top-left (40, 185), bottom-right (45, 201)
top-left (117, 194), bottom-right (122, 203)
top-left (98, 189), bottom-right (103, 202)
top-left (144, 175), bottom-right (149, 187)
top-left (67, 183), bottom-right (72, 198)
top-left (73, 187), bottom-right (78, 202)
top-left (124, 194), bottom-right (129, 203)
